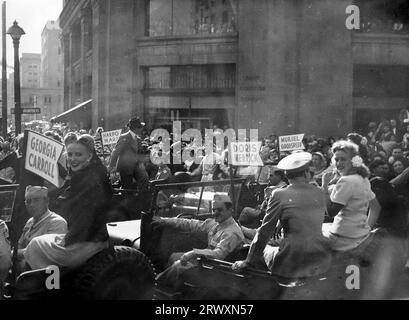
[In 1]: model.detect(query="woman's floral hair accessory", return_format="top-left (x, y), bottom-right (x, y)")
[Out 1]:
top-left (351, 155), bottom-right (363, 168)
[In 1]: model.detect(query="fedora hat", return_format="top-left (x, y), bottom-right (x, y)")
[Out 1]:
top-left (128, 117), bottom-right (145, 129)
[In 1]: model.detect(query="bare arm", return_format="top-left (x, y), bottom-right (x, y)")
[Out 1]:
top-left (367, 197), bottom-right (381, 228)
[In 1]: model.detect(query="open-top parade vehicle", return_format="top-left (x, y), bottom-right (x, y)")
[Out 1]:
top-left (3, 173), bottom-right (409, 300)
top-left (3, 178), bottom-right (249, 299)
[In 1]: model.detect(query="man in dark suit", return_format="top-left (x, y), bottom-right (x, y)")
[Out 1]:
top-left (108, 117), bottom-right (149, 190)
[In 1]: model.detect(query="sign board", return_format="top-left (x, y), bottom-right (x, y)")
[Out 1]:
top-left (101, 129), bottom-right (122, 146)
top-left (279, 134), bottom-right (305, 152)
top-left (11, 108), bottom-right (41, 114)
top-left (94, 136), bottom-right (105, 157)
top-left (25, 130), bottom-right (64, 187)
top-left (230, 141), bottom-right (263, 166)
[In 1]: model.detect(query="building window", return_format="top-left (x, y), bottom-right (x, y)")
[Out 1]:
top-left (356, 0), bottom-right (409, 34)
top-left (144, 64), bottom-right (236, 130)
top-left (146, 64), bottom-right (236, 90)
top-left (148, 0), bottom-right (236, 36)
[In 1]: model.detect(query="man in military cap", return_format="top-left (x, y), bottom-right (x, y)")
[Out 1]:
top-left (232, 152), bottom-right (331, 278)
top-left (108, 117), bottom-right (149, 190)
top-left (154, 193), bottom-right (245, 291)
top-left (18, 186), bottom-right (67, 259)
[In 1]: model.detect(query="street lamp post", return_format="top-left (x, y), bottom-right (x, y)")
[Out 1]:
top-left (7, 20), bottom-right (25, 135)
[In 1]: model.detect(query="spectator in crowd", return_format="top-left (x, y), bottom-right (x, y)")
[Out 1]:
top-left (402, 124), bottom-right (409, 149)
top-left (388, 145), bottom-right (406, 166)
top-left (0, 135), bottom-right (43, 186)
top-left (391, 159), bottom-right (406, 179)
top-left (369, 160), bottom-right (408, 238)
top-left (366, 122), bottom-right (378, 141)
top-left (239, 167), bottom-right (287, 228)
top-left (23, 135), bottom-right (113, 270)
top-left (232, 152), bottom-right (332, 278)
top-left (390, 119), bottom-right (404, 142)
top-left (310, 152), bottom-right (329, 185)
top-left (322, 140), bottom-right (381, 252)
top-left (108, 117), bottom-right (150, 191)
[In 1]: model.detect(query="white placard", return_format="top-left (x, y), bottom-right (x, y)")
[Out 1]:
top-left (101, 129), bottom-right (122, 146)
top-left (230, 141), bottom-right (263, 166)
top-left (279, 134), bottom-right (305, 152)
top-left (25, 131), bottom-right (64, 187)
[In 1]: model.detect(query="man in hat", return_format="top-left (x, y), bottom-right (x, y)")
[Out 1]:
top-left (232, 152), bottom-right (331, 278)
top-left (238, 166), bottom-right (287, 228)
top-left (17, 186), bottom-right (67, 260)
top-left (154, 193), bottom-right (245, 291)
top-left (108, 117), bottom-right (149, 190)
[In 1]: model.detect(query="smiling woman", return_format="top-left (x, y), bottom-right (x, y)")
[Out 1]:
top-left (23, 134), bottom-right (113, 270)
top-left (322, 140), bottom-right (380, 252)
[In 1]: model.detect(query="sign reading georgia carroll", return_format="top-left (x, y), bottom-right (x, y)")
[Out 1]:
top-left (25, 130), bottom-right (64, 187)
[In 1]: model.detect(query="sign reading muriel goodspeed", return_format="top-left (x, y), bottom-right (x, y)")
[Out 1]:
top-left (25, 130), bottom-right (64, 187)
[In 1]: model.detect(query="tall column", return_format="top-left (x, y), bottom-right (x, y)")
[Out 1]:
top-left (105, 0), bottom-right (136, 129)
top-left (133, 0), bottom-right (148, 124)
top-left (68, 30), bottom-right (74, 108)
top-left (61, 32), bottom-right (71, 111)
top-left (237, 0), bottom-right (353, 137)
top-left (80, 6), bottom-right (92, 102)
top-left (80, 13), bottom-right (86, 101)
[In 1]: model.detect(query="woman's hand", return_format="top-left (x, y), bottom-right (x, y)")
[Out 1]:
top-left (322, 171), bottom-right (333, 189)
top-left (231, 260), bottom-right (250, 272)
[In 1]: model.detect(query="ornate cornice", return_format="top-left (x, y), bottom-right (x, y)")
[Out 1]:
top-left (59, 0), bottom-right (91, 30)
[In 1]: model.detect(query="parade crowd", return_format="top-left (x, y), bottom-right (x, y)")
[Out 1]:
top-left (0, 108), bottom-right (408, 299)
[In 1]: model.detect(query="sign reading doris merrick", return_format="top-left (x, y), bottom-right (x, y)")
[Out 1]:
top-left (230, 142), bottom-right (263, 166)
top-left (25, 131), bottom-right (64, 187)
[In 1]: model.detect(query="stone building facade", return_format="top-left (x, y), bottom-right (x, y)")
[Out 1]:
top-left (58, 0), bottom-right (409, 137)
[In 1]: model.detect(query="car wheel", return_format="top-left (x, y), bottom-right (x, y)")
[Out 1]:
top-left (73, 246), bottom-right (156, 300)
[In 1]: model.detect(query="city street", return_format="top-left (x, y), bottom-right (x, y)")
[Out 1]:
top-left (0, 0), bottom-right (409, 305)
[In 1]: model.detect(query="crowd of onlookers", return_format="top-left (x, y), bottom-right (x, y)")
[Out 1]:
top-left (2, 113), bottom-right (409, 189)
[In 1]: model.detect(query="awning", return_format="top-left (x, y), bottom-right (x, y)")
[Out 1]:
top-left (52, 99), bottom-right (92, 128)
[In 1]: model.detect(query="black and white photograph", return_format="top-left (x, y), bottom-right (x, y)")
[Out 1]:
top-left (1, 0), bottom-right (409, 310)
